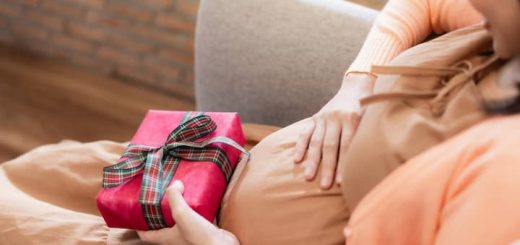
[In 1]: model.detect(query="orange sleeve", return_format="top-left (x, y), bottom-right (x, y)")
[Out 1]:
top-left (435, 135), bottom-right (520, 245)
top-left (345, 116), bottom-right (520, 245)
top-left (347, 0), bottom-right (482, 74)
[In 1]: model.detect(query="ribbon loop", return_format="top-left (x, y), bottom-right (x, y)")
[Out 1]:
top-left (166, 114), bottom-right (217, 143)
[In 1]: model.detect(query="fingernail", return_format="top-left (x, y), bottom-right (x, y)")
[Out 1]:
top-left (173, 180), bottom-right (184, 193)
top-left (344, 228), bottom-right (352, 237)
top-left (173, 180), bottom-right (182, 187)
top-left (304, 167), bottom-right (312, 178)
top-left (321, 177), bottom-right (330, 188)
top-left (293, 152), bottom-right (301, 162)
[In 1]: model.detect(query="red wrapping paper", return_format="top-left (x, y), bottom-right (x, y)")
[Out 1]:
top-left (96, 110), bottom-right (245, 230)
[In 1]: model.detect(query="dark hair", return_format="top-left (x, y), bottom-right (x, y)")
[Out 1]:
top-left (484, 83), bottom-right (520, 114)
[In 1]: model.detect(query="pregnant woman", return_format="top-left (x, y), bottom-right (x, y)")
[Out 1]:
top-left (3, 0), bottom-right (518, 244)
top-left (149, 0), bottom-right (519, 244)
top-left (139, 0), bottom-right (520, 244)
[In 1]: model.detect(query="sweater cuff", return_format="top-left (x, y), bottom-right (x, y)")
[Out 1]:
top-left (346, 30), bottom-right (405, 74)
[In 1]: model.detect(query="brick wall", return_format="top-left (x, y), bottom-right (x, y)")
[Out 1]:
top-left (0, 0), bottom-right (198, 100)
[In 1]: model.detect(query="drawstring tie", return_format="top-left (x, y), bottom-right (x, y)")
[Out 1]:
top-left (360, 55), bottom-right (501, 116)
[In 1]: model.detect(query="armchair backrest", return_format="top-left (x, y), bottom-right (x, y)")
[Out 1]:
top-left (195, 0), bottom-right (378, 126)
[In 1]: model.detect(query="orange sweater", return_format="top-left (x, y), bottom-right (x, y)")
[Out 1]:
top-left (346, 115), bottom-right (520, 245)
top-left (347, 0), bottom-right (482, 74)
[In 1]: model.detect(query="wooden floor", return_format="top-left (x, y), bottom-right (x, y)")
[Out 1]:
top-left (0, 46), bottom-right (194, 162)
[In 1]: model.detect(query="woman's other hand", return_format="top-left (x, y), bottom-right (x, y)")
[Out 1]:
top-left (293, 73), bottom-right (376, 189)
top-left (137, 181), bottom-right (239, 245)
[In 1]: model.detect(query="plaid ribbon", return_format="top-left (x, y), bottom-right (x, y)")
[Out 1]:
top-left (102, 113), bottom-right (247, 230)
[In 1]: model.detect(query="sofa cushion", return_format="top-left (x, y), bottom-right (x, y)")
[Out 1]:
top-left (195, 0), bottom-right (378, 126)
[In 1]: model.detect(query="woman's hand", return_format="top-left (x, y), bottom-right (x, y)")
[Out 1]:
top-left (293, 73), bottom-right (376, 189)
top-left (137, 181), bottom-right (239, 245)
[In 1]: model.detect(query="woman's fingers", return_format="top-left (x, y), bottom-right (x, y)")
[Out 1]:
top-left (335, 158), bottom-right (344, 186)
top-left (299, 111), bottom-right (363, 186)
top-left (336, 115), bottom-right (361, 185)
top-left (335, 124), bottom-right (353, 186)
top-left (136, 182), bottom-right (189, 245)
top-left (304, 120), bottom-right (325, 180)
top-left (139, 181), bottom-right (239, 245)
top-left (319, 119), bottom-right (341, 189)
top-left (294, 119), bottom-right (316, 163)
top-left (166, 181), bottom-right (219, 244)
top-left (167, 181), bottom-right (190, 218)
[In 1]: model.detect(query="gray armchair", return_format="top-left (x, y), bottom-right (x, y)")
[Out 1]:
top-left (195, 0), bottom-right (378, 127)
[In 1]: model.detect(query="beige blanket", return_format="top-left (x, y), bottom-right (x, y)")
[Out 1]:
top-left (0, 140), bottom-right (144, 244)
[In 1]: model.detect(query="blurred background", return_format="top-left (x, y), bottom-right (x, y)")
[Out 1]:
top-left (0, 0), bottom-right (384, 162)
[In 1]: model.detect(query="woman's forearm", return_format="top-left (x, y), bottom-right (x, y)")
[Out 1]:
top-left (346, 0), bottom-right (482, 77)
top-left (347, 0), bottom-right (432, 74)
top-left (338, 72), bottom-right (376, 99)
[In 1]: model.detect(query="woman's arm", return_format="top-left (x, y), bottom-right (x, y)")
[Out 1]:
top-left (294, 0), bottom-right (482, 189)
top-left (137, 181), bottom-right (240, 245)
top-left (348, 0), bottom-right (482, 75)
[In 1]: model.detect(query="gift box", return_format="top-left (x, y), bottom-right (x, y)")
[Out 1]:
top-left (96, 110), bottom-right (247, 230)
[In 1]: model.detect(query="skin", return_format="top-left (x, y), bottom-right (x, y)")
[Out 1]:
top-left (139, 1), bottom-right (520, 244)
top-left (293, 72), bottom-right (375, 189)
top-left (471, 0), bottom-right (520, 106)
top-left (469, 0), bottom-right (520, 59)
top-left (137, 181), bottom-right (239, 245)
top-left (290, 77), bottom-right (379, 190)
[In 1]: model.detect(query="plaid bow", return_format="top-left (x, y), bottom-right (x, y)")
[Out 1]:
top-left (102, 113), bottom-right (241, 230)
